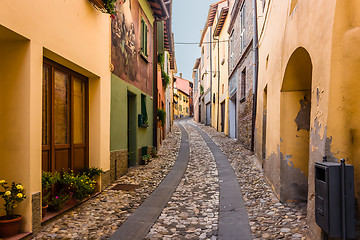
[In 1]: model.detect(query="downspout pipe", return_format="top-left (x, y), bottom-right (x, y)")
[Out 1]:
top-left (153, 19), bottom-right (158, 148)
top-left (209, 26), bottom-right (213, 126)
top-left (213, 35), bottom-right (221, 131)
top-left (251, 0), bottom-right (259, 152)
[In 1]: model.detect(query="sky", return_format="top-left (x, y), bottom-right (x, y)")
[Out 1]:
top-left (172, 0), bottom-right (219, 81)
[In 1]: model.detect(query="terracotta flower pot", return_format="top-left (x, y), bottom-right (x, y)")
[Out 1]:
top-left (0, 215), bottom-right (22, 238)
top-left (42, 205), bottom-right (48, 218)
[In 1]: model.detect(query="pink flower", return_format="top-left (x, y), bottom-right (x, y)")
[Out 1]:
top-left (55, 196), bottom-right (58, 199)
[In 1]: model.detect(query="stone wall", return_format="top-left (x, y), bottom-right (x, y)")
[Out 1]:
top-left (32, 192), bottom-right (41, 233)
top-left (110, 150), bottom-right (128, 182)
top-left (237, 52), bottom-right (254, 149)
top-left (228, 0), bottom-right (254, 150)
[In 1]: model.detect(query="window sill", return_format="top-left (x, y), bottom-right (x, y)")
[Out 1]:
top-left (139, 124), bottom-right (149, 128)
top-left (139, 52), bottom-right (149, 63)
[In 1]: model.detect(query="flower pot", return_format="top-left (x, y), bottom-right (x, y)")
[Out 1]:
top-left (42, 205), bottom-right (48, 218)
top-left (0, 215), bottom-right (22, 238)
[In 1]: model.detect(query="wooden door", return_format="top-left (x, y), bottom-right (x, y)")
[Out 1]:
top-left (42, 59), bottom-right (88, 173)
top-left (221, 102), bottom-right (225, 132)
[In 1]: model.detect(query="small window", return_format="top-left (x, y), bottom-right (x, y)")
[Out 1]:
top-left (240, 69), bottom-right (246, 102)
top-left (240, 4), bottom-right (246, 51)
top-left (141, 94), bottom-right (148, 123)
top-left (140, 18), bottom-right (148, 57)
top-left (186, 107), bottom-right (189, 114)
top-left (179, 105), bottom-right (182, 111)
top-left (175, 103), bottom-right (178, 110)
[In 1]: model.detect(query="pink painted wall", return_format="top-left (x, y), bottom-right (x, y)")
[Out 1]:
top-left (175, 77), bottom-right (191, 96)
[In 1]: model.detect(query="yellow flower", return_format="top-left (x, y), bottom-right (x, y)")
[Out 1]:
top-left (17, 193), bottom-right (23, 198)
top-left (0, 180), bottom-right (5, 184)
top-left (16, 184), bottom-right (23, 190)
top-left (5, 191), bottom-right (11, 196)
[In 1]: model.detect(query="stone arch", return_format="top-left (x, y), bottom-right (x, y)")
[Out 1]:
top-left (280, 47), bottom-right (312, 202)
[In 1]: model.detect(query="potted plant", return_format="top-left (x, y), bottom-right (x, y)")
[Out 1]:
top-left (151, 147), bottom-right (158, 158)
top-left (47, 191), bottom-right (70, 211)
top-left (41, 172), bottom-right (59, 217)
top-left (0, 180), bottom-right (26, 238)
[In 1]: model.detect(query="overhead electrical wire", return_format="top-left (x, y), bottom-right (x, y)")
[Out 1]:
top-left (174, 40), bottom-right (229, 45)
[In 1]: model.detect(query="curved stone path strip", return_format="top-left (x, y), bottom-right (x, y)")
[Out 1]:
top-left (32, 124), bottom-right (181, 240)
top-left (190, 122), bottom-right (253, 240)
top-left (109, 122), bottom-right (190, 240)
top-left (191, 120), bottom-right (308, 240)
top-left (146, 123), bottom-right (220, 239)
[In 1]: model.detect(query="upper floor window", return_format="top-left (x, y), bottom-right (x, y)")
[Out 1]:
top-left (240, 4), bottom-right (246, 51)
top-left (240, 68), bottom-right (246, 102)
top-left (229, 30), bottom-right (234, 70)
top-left (201, 47), bottom-right (205, 67)
top-left (140, 18), bottom-right (148, 57)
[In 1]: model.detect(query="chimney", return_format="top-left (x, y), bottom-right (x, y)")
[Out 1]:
top-left (180, 73), bottom-right (183, 78)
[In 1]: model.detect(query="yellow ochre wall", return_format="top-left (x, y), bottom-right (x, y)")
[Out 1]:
top-left (0, 0), bottom-right (111, 233)
top-left (254, 0), bottom-right (349, 238)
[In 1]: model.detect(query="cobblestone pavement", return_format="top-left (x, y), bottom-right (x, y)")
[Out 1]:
top-left (146, 123), bottom-right (220, 239)
top-left (33, 119), bottom-right (308, 240)
top-left (32, 124), bottom-right (181, 240)
top-left (190, 120), bottom-right (308, 240)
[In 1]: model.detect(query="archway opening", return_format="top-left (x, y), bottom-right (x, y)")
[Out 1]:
top-left (280, 47), bottom-right (312, 202)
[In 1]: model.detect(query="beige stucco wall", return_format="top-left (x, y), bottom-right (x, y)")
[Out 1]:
top-left (210, 1), bottom-right (229, 134)
top-left (0, 0), bottom-right (111, 233)
top-left (255, 0), bottom-right (340, 238)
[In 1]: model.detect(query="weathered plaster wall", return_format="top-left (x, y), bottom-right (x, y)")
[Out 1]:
top-left (111, 0), bottom-right (154, 96)
top-left (255, 0), bottom-right (338, 238)
top-left (327, 0), bottom-right (360, 231)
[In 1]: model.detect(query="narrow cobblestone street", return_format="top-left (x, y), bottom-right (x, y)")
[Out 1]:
top-left (32, 119), bottom-right (308, 240)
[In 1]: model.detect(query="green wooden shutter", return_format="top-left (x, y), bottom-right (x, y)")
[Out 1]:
top-left (144, 23), bottom-right (148, 56)
top-left (141, 19), bottom-right (145, 53)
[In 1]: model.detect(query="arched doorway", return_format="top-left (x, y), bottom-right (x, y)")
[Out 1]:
top-left (280, 47), bottom-right (312, 202)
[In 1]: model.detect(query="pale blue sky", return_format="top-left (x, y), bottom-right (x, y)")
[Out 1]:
top-left (172, 0), bottom-right (218, 81)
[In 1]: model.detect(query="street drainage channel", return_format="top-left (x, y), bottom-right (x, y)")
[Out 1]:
top-left (110, 184), bottom-right (140, 191)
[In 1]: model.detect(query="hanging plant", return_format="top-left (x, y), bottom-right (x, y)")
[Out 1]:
top-left (162, 70), bottom-right (171, 89)
top-left (157, 109), bottom-right (166, 127)
top-left (104, 0), bottom-right (118, 15)
top-left (89, 0), bottom-right (121, 16)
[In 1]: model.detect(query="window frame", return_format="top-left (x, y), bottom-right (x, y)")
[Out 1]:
top-left (140, 18), bottom-right (148, 58)
top-left (240, 3), bottom-right (246, 52)
top-left (240, 68), bottom-right (246, 102)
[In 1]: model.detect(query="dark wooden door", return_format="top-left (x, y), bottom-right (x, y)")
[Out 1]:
top-left (42, 59), bottom-right (88, 173)
top-left (221, 102), bottom-right (225, 132)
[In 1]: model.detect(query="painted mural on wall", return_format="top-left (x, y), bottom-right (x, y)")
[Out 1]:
top-left (111, 0), bottom-right (153, 95)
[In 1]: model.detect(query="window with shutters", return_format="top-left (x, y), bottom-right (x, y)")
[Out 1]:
top-left (140, 18), bottom-right (148, 57)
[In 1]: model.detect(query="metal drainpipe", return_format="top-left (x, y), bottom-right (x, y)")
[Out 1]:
top-left (209, 26), bottom-right (213, 126)
top-left (213, 35), bottom-right (221, 131)
top-left (251, 0), bottom-right (259, 152)
top-left (153, 20), bottom-right (158, 148)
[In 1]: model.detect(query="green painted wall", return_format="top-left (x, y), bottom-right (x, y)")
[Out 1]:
top-left (139, 0), bottom-right (154, 26)
top-left (110, 73), bottom-right (153, 158)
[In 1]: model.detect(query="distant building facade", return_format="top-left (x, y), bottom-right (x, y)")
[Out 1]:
top-left (228, 0), bottom-right (254, 147)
